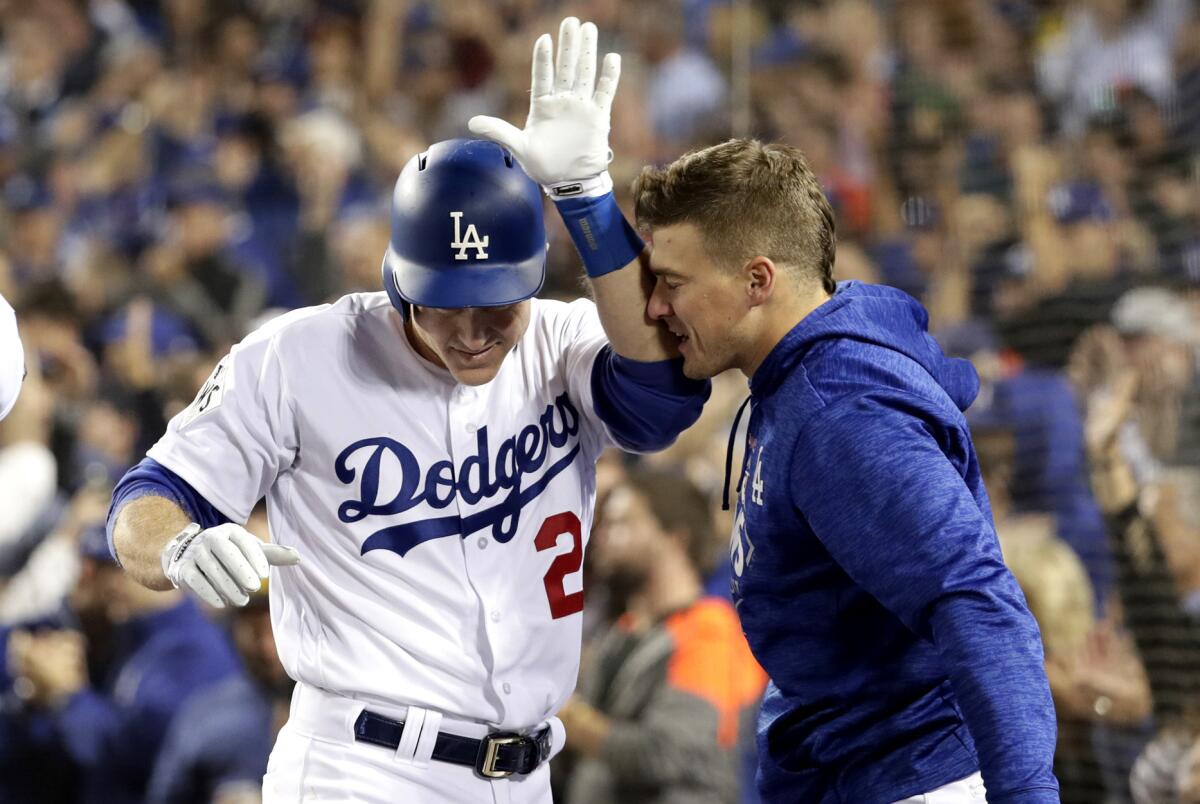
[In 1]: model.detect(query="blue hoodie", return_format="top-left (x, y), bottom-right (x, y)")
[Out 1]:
top-left (730, 282), bottom-right (1057, 803)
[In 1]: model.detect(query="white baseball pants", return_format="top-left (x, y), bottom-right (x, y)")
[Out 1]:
top-left (891, 772), bottom-right (987, 803)
top-left (262, 683), bottom-right (563, 803)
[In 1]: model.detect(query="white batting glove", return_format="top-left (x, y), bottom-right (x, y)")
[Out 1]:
top-left (160, 522), bottom-right (300, 609)
top-left (468, 17), bottom-right (620, 197)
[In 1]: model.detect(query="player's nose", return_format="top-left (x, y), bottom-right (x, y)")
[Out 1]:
top-left (459, 308), bottom-right (494, 347)
top-left (646, 284), bottom-right (672, 321)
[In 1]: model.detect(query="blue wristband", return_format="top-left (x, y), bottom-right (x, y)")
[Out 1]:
top-left (554, 192), bottom-right (645, 279)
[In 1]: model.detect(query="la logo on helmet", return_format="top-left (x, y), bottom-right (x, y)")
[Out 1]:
top-left (450, 211), bottom-right (489, 260)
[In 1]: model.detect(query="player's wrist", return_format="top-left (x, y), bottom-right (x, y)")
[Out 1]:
top-left (543, 170), bottom-right (613, 200)
top-left (552, 179), bottom-right (644, 279)
top-left (160, 522), bottom-right (203, 586)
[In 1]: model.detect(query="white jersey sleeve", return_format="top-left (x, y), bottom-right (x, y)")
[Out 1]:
top-left (147, 310), bottom-right (312, 522)
top-left (0, 293), bottom-right (24, 421)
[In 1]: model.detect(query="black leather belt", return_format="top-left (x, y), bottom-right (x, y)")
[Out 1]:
top-left (352, 709), bottom-right (552, 779)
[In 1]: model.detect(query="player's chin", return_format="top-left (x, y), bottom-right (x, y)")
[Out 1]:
top-left (450, 364), bottom-right (503, 386)
top-left (446, 350), bottom-right (509, 385)
top-left (679, 351), bottom-right (718, 380)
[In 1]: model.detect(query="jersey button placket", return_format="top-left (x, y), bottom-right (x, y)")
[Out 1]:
top-left (449, 383), bottom-right (513, 716)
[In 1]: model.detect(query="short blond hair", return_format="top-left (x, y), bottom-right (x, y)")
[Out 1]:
top-left (633, 139), bottom-right (837, 294)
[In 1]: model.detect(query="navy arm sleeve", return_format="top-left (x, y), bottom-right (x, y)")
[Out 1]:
top-left (589, 346), bottom-right (710, 452)
top-left (791, 393), bottom-right (1058, 803)
top-left (105, 457), bottom-right (233, 560)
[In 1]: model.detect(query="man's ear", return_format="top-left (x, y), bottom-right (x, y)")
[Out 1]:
top-left (744, 256), bottom-right (777, 308)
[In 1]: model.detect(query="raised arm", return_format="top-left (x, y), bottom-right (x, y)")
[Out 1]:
top-left (469, 17), bottom-right (674, 361)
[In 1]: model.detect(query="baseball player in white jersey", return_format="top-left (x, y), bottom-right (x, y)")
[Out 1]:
top-left (0, 292), bottom-right (24, 421)
top-left (107, 18), bottom-right (708, 803)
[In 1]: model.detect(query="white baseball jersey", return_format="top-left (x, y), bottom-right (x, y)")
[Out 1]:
top-left (0, 293), bottom-right (23, 421)
top-left (148, 292), bottom-right (616, 730)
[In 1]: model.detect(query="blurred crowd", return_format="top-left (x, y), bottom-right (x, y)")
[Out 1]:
top-left (1, 0), bottom-right (1200, 802)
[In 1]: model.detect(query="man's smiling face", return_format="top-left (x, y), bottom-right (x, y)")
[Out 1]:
top-left (645, 223), bottom-right (751, 379)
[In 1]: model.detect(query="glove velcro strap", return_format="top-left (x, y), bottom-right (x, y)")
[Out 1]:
top-left (554, 190), bottom-right (644, 279)
top-left (544, 171), bottom-right (613, 200)
top-left (161, 522), bottom-right (203, 585)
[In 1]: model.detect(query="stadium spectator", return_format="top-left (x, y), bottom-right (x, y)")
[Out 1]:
top-left (630, 0), bottom-right (728, 155)
top-left (975, 419), bottom-right (1151, 804)
top-left (1038, 0), bottom-right (1189, 137)
top-left (561, 470), bottom-right (765, 804)
top-left (1, 523), bottom-right (239, 803)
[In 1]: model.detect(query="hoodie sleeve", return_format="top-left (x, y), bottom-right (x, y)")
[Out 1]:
top-left (790, 391), bottom-right (1058, 803)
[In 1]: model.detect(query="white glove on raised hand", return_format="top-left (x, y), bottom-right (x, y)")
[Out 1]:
top-left (161, 522), bottom-right (300, 609)
top-left (468, 17), bottom-right (620, 196)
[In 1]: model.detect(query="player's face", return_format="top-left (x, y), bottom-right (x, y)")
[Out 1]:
top-left (592, 485), bottom-right (662, 585)
top-left (645, 223), bottom-right (751, 379)
top-left (408, 301), bottom-right (531, 385)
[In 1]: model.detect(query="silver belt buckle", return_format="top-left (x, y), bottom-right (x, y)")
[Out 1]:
top-left (478, 733), bottom-right (524, 778)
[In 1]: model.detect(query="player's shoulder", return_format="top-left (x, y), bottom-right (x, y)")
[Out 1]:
top-left (529, 295), bottom-right (597, 324)
top-left (242, 292), bottom-right (392, 349)
top-left (526, 296), bottom-right (600, 342)
top-left (803, 339), bottom-right (966, 422)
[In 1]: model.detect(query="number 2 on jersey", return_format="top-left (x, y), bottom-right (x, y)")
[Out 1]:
top-left (534, 512), bottom-right (584, 619)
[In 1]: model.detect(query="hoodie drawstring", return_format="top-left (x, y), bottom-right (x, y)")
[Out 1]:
top-left (722, 395), bottom-right (753, 511)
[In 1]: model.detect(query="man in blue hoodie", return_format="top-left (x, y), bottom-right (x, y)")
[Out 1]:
top-left (468, 20), bottom-right (1056, 802)
top-left (629, 140), bottom-right (1058, 803)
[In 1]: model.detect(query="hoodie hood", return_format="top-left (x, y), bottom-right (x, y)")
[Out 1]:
top-left (749, 281), bottom-right (979, 411)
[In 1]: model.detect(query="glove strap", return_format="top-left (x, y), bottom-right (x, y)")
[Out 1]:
top-left (544, 171), bottom-right (614, 200)
top-left (552, 176), bottom-right (644, 279)
top-left (160, 522), bottom-right (203, 586)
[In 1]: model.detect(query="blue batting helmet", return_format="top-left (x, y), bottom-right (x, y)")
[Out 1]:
top-left (382, 139), bottom-right (546, 317)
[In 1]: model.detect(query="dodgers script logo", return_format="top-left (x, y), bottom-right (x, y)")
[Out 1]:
top-left (335, 392), bottom-right (581, 557)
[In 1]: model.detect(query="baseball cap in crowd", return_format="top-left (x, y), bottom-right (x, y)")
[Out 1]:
top-left (751, 28), bottom-right (810, 69)
top-left (96, 304), bottom-right (199, 359)
top-left (79, 522), bottom-right (118, 564)
top-left (254, 50), bottom-right (307, 88)
top-left (214, 111), bottom-right (257, 139)
top-left (1111, 286), bottom-right (1193, 339)
top-left (166, 176), bottom-right (231, 210)
top-left (0, 106), bottom-right (19, 150)
top-left (3, 174), bottom-right (52, 213)
top-left (1046, 181), bottom-right (1113, 225)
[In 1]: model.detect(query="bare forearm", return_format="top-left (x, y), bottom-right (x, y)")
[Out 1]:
top-left (1089, 451), bottom-right (1138, 514)
top-left (589, 253), bottom-right (677, 361)
top-left (112, 495), bottom-right (192, 590)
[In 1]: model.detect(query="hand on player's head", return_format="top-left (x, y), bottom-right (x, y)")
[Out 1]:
top-left (468, 17), bottom-right (619, 189)
top-left (161, 522), bottom-right (300, 609)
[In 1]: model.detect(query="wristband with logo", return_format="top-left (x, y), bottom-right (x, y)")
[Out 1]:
top-left (552, 182), bottom-right (644, 279)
